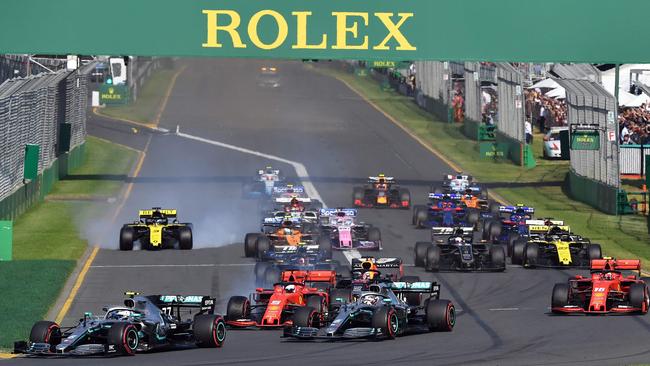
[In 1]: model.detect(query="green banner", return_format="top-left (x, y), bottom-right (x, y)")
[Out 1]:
top-left (0, 0), bottom-right (648, 62)
top-left (100, 84), bottom-right (130, 105)
top-left (0, 221), bottom-right (12, 261)
top-left (570, 130), bottom-right (600, 151)
top-left (479, 142), bottom-right (508, 160)
top-left (369, 61), bottom-right (410, 69)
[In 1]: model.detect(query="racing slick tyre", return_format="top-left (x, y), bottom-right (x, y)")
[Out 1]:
top-left (523, 243), bottom-right (539, 268)
top-left (306, 295), bottom-right (326, 314)
top-left (367, 227), bottom-right (381, 241)
top-left (352, 187), bottom-right (365, 206)
top-left (414, 242), bottom-right (431, 267)
top-left (511, 239), bottom-right (527, 265)
top-left (481, 220), bottom-right (493, 240)
top-left (490, 245), bottom-right (506, 272)
top-left (426, 300), bottom-right (455, 332)
top-left (412, 205), bottom-right (426, 225)
top-left (629, 283), bottom-right (649, 313)
top-left (119, 227), bottom-right (134, 251)
top-left (254, 262), bottom-right (271, 286)
top-left (398, 189), bottom-right (411, 209)
top-left (194, 314), bottom-right (226, 348)
top-left (466, 210), bottom-right (479, 225)
top-left (588, 244), bottom-right (602, 260)
top-left (178, 227), bottom-right (193, 250)
top-left (226, 296), bottom-right (250, 321)
top-left (551, 283), bottom-right (570, 312)
top-left (371, 307), bottom-right (399, 339)
top-left (336, 265), bottom-right (352, 279)
top-left (506, 232), bottom-right (520, 257)
top-left (29, 321), bottom-right (62, 350)
top-left (400, 276), bottom-right (422, 306)
top-left (293, 306), bottom-right (319, 328)
top-left (489, 220), bottom-right (502, 239)
top-left (107, 322), bottom-right (139, 356)
top-left (425, 245), bottom-right (441, 272)
top-left (489, 202), bottom-right (500, 215)
top-left (244, 233), bottom-right (260, 257)
top-left (264, 267), bottom-right (282, 288)
top-left (255, 236), bottom-right (271, 260)
top-left (414, 208), bottom-right (429, 229)
top-left (329, 289), bottom-right (352, 310)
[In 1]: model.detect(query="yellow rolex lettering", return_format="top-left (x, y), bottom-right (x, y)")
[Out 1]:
top-left (292, 11), bottom-right (327, 49)
top-left (202, 10), bottom-right (247, 49)
top-left (332, 12), bottom-right (369, 50)
top-left (373, 12), bottom-right (416, 51)
top-left (248, 10), bottom-right (288, 50)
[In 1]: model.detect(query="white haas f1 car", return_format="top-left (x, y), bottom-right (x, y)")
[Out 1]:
top-left (319, 208), bottom-right (382, 251)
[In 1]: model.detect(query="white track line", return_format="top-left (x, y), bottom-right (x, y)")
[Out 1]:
top-left (91, 263), bottom-right (255, 268)
top-left (174, 127), bottom-right (361, 263)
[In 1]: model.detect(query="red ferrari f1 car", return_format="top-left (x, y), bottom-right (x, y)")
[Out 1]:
top-left (551, 258), bottom-right (649, 314)
top-left (225, 270), bottom-right (335, 328)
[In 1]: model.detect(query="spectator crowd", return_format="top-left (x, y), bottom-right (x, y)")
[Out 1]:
top-left (619, 105), bottom-right (650, 145)
top-left (525, 88), bottom-right (567, 132)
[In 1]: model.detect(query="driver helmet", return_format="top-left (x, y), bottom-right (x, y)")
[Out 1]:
top-left (336, 211), bottom-right (346, 217)
top-left (362, 294), bottom-right (378, 305)
top-left (549, 226), bottom-right (563, 235)
top-left (285, 284), bottom-right (296, 293)
top-left (604, 272), bottom-right (614, 280)
top-left (515, 208), bottom-right (525, 216)
top-left (297, 257), bottom-right (307, 265)
top-left (454, 237), bottom-right (464, 244)
top-left (108, 310), bottom-right (131, 321)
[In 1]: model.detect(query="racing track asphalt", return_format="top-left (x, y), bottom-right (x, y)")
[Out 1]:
top-left (9, 59), bottom-right (650, 366)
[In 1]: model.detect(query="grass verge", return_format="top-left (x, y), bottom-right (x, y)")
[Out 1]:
top-left (0, 136), bottom-right (137, 350)
top-left (314, 65), bottom-right (650, 263)
top-left (99, 68), bottom-right (177, 125)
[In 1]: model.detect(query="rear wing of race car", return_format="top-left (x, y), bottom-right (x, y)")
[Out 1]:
top-left (445, 174), bottom-right (470, 181)
top-left (526, 219), bottom-right (564, 226)
top-left (273, 185), bottom-right (305, 194)
top-left (368, 176), bottom-right (395, 182)
top-left (138, 208), bottom-right (177, 218)
top-left (590, 259), bottom-right (641, 272)
top-left (500, 205), bottom-right (534, 214)
top-left (431, 226), bottom-right (474, 236)
top-left (258, 168), bottom-right (280, 175)
top-left (135, 294), bottom-right (216, 315)
top-left (390, 281), bottom-right (441, 299)
top-left (429, 193), bottom-right (463, 200)
top-left (275, 197), bottom-right (312, 204)
top-left (271, 244), bottom-right (320, 254)
top-left (351, 257), bottom-right (402, 270)
top-left (281, 270), bottom-right (336, 284)
top-left (320, 208), bottom-right (358, 217)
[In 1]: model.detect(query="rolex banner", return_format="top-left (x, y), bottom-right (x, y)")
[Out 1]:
top-left (0, 0), bottom-right (649, 63)
top-left (99, 85), bottom-right (130, 105)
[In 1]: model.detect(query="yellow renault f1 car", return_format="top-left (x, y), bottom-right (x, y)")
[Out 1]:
top-left (511, 219), bottom-right (601, 268)
top-left (119, 208), bottom-right (193, 250)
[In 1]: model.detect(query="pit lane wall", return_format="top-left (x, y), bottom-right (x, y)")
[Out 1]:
top-left (0, 64), bottom-right (92, 220)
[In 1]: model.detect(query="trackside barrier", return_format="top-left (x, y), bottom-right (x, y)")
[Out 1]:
top-left (0, 143), bottom-right (86, 221)
top-left (566, 169), bottom-right (618, 215)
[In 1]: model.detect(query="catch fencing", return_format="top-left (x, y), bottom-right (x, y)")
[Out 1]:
top-left (0, 55), bottom-right (66, 86)
top-left (128, 57), bottom-right (166, 102)
top-left (555, 78), bottom-right (620, 214)
top-left (0, 63), bottom-right (93, 219)
top-left (619, 145), bottom-right (650, 176)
